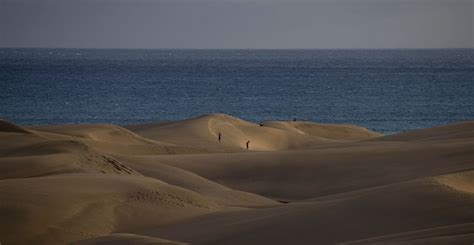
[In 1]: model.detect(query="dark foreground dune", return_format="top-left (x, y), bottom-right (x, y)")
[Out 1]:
top-left (0, 114), bottom-right (473, 244)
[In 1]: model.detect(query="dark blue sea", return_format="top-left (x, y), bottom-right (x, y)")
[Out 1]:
top-left (1, 48), bottom-right (473, 134)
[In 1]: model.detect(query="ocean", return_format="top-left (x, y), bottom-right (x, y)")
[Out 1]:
top-left (1, 48), bottom-right (473, 134)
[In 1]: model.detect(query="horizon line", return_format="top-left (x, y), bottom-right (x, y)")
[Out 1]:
top-left (1, 47), bottom-right (473, 51)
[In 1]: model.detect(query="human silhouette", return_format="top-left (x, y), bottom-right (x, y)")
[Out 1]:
top-left (246, 140), bottom-right (250, 150)
top-left (218, 132), bottom-right (222, 142)
top-left (293, 118), bottom-right (296, 121)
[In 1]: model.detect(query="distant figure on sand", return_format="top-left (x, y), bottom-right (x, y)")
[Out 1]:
top-left (293, 118), bottom-right (296, 121)
top-left (218, 132), bottom-right (221, 142)
top-left (246, 140), bottom-right (250, 150)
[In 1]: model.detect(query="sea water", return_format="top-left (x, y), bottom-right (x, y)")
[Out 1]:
top-left (1, 48), bottom-right (473, 134)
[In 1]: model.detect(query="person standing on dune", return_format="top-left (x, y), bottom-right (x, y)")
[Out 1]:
top-left (218, 132), bottom-right (222, 142)
top-left (246, 140), bottom-right (250, 150)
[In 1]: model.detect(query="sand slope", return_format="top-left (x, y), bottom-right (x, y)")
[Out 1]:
top-left (375, 121), bottom-right (474, 142)
top-left (262, 120), bottom-right (382, 140)
top-left (0, 174), bottom-right (219, 244)
top-left (148, 138), bottom-right (474, 200)
top-left (115, 154), bottom-right (278, 207)
top-left (143, 171), bottom-right (474, 245)
top-left (72, 233), bottom-right (188, 245)
top-left (0, 116), bottom-right (473, 244)
top-left (27, 123), bottom-right (212, 156)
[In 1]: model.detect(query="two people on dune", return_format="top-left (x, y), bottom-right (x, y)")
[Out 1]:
top-left (218, 132), bottom-right (250, 150)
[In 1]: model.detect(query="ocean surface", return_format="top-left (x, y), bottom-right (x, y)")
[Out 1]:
top-left (1, 48), bottom-right (473, 134)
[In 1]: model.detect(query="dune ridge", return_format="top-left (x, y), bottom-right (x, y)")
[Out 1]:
top-left (127, 114), bottom-right (382, 151)
top-left (0, 118), bottom-right (34, 134)
top-left (0, 115), bottom-right (473, 244)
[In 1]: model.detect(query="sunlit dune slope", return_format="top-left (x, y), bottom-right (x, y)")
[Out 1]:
top-left (127, 114), bottom-right (382, 151)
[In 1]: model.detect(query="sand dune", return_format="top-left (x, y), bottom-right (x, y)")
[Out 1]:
top-left (375, 121), bottom-right (474, 142)
top-left (115, 154), bottom-right (278, 207)
top-left (0, 118), bottom-right (34, 134)
top-left (262, 120), bottom-right (382, 140)
top-left (0, 135), bottom-right (141, 179)
top-left (0, 115), bottom-right (473, 244)
top-left (29, 123), bottom-right (213, 155)
top-left (147, 138), bottom-right (474, 200)
top-left (142, 171), bottom-right (474, 245)
top-left (127, 114), bottom-right (382, 151)
top-left (30, 124), bottom-right (163, 145)
top-left (0, 174), bottom-right (220, 244)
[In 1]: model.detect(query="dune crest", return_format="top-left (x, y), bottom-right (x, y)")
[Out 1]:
top-left (0, 139), bottom-right (141, 179)
top-left (376, 121), bottom-right (474, 141)
top-left (436, 170), bottom-right (474, 194)
top-left (0, 118), bottom-right (34, 134)
top-left (128, 113), bottom-right (382, 151)
top-left (262, 120), bottom-right (383, 140)
top-left (31, 124), bottom-right (160, 145)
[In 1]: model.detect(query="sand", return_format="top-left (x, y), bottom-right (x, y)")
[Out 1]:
top-left (0, 115), bottom-right (473, 244)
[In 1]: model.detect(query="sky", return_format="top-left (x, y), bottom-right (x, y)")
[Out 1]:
top-left (0, 0), bottom-right (473, 49)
